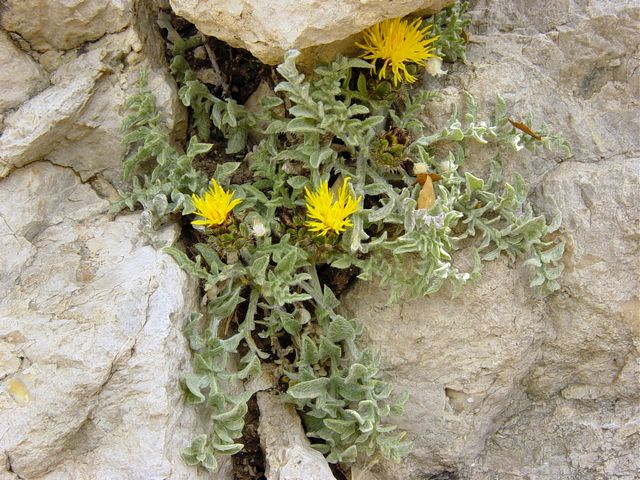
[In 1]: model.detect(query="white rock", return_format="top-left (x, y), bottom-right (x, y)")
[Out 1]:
top-left (341, 258), bottom-right (545, 477)
top-left (0, 162), bottom-right (217, 479)
top-left (0, 31), bottom-right (48, 114)
top-left (0, 48), bottom-right (107, 178)
top-left (257, 392), bottom-right (336, 480)
top-left (0, 23), bottom-right (186, 186)
top-left (0, 0), bottom-right (134, 51)
top-left (169, 0), bottom-right (453, 64)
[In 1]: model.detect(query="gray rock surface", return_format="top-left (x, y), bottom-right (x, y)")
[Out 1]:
top-left (342, 1), bottom-right (640, 479)
top-left (0, 162), bottom-right (212, 479)
top-left (0, 0), bottom-right (638, 478)
top-left (257, 392), bottom-right (336, 480)
top-left (0, 1), bottom-right (207, 479)
top-left (0, 0), bottom-right (133, 51)
top-left (0, 31), bottom-right (48, 114)
top-left (0, 3), bottom-right (186, 186)
top-left (169, 0), bottom-right (452, 65)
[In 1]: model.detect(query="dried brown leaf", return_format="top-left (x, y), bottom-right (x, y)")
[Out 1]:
top-left (417, 175), bottom-right (436, 210)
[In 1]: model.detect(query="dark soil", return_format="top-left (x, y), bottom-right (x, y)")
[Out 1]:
top-left (161, 9), bottom-right (274, 180)
top-left (164, 15), bottom-right (272, 104)
top-left (317, 264), bottom-right (361, 297)
top-left (231, 396), bottom-right (266, 480)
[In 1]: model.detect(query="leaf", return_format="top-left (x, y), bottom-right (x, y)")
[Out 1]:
top-left (164, 247), bottom-right (210, 281)
top-left (324, 418), bottom-right (356, 435)
top-left (226, 131), bottom-right (247, 154)
top-left (195, 244), bottom-right (224, 271)
top-left (186, 137), bottom-right (213, 158)
top-left (347, 104), bottom-right (370, 116)
top-left (417, 175), bottom-right (436, 210)
top-left (331, 255), bottom-right (354, 269)
top-left (183, 373), bottom-right (208, 404)
top-left (209, 286), bottom-right (243, 319)
top-left (260, 95), bottom-right (284, 109)
top-left (540, 241), bottom-right (565, 264)
top-left (249, 254), bottom-right (270, 282)
top-left (544, 264), bottom-right (564, 280)
top-left (214, 162), bottom-right (241, 183)
top-left (328, 317), bottom-right (356, 343)
top-left (390, 391), bottom-right (409, 416)
top-left (368, 198), bottom-right (395, 223)
top-left (465, 172), bottom-right (485, 192)
top-left (264, 120), bottom-right (288, 134)
top-left (282, 314), bottom-right (302, 335)
top-left (301, 336), bottom-right (320, 365)
top-left (200, 450), bottom-right (218, 471)
top-left (337, 445), bottom-right (358, 463)
top-left (309, 148), bottom-right (334, 169)
top-left (236, 354), bottom-right (261, 380)
top-left (357, 73), bottom-right (367, 95)
top-left (287, 117), bottom-right (323, 134)
top-left (288, 377), bottom-right (330, 399)
top-left (318, 336), bottom-right (341, 363)
top-left (275, 249), bottom-right (298, 275)
top-left (211, 442), bottom-right (244, 455)
top-left (523, 256), bottom-right (542, 268)
top-left (287, 176), bottom-right (308, 189)
top-left (530, 273), bottom-right (546, 287)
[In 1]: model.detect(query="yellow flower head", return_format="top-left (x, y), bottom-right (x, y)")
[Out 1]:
top-left (191, 179), bottom-right (241, 227)
top-left (304, 177), bottom-right (361, 236)
top-left (356, 17), bottom-right (439, 86)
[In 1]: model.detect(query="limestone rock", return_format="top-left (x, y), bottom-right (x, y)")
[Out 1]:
top-left (342, 0), bottom-right (640, 478)
top-left (341, 259), bottom-right (545, 477)
top-left (0, 162), bottom-right (219, 479)
top-left (257, 392), bottom-right (336, 480)
top-left (0, 12), bottom-right (186, 187)
top-left (0, 31), bottom-right (48, 114)
top-left (169, 0), bottom-right (452, 65)
top-left (0, 0), bottom-right (133, 51)
top-left (0, 47), bottom-right (108, 178)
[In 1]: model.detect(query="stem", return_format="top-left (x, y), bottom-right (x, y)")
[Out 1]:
top-left (201, 34), bottom-right (230, 97)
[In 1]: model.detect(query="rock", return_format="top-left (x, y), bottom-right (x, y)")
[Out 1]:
top-left (471, 156), bottom-right (640, 480)
top-left (0, 0), bottom-right (133, 51)
top-left (0, 1), bottom-right (214, 479)
top-left (342, 259), bottom-right (545, 478)
top-left (457, 1), bottom-right (640, 167)
top-left (0, 162), bottom-right (221, 479)
top-left (342, 0), bottom-right (640, 478)
top-left (0, 47), bottom-right (109, 178)
top-left (0, 8), bottom-right (186, 187)
top-left (257, 392), bottom-right (336, 480)
top-left (169, 0), bottom-right (453, 65)
top-left (0, 30), bottom-right (48, 114)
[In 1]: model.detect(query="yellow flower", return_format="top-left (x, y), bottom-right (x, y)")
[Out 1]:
top-left (304, 177), bottom-right (361, 236)
top-left (191, 179), bottom-right (241, 227)
top-left (356, 17), bottom-right (439, 86)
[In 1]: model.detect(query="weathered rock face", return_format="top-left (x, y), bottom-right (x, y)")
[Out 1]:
top-left (0, 0), bottom-right (133, 51)
top-left (0, 1), bottom-right (216, 479)
top-left (0, 162), bottom-right (215, 479)
top-left (258, 392), bottom-right (336, 480)
top-left (0, 1), bottom-right (186, 186)
top-left (168, 0), bottom-right (453, 65)
top-left (342, 0), bottom-right (640, 479)
top-left (1, 0), bottom-right (638, 478)
top-left (0, 31), bottom-right (48, 114)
